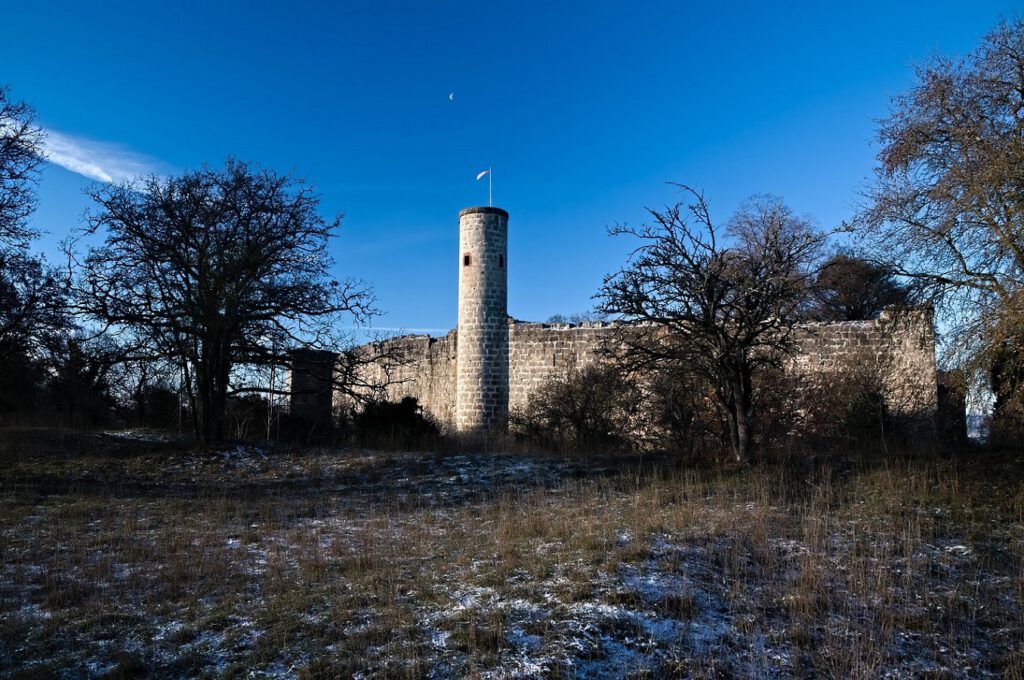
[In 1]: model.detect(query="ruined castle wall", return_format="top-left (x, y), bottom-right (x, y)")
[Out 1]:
top-left (789, 308), bottom-right (938, 429)
top-left (507, 322), bottom-right (615, 414)
top-left (306, 309), bottom-right (938, 433)
top-left (340, 332), bottom-right (459, 426)
top-left (342, 323), bottom-right (614, 428)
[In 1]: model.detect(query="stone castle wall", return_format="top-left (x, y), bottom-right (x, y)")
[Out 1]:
top-left (507, 322), bottom-right (614, 413)
top-left (788, 308), bottom-right (938, 426)
top-left (320, 309), bottom-right (938, 432)
top-left (343, 322), bottom-right (611, 422)
top-left (340, 332), bottom-right (459, 425)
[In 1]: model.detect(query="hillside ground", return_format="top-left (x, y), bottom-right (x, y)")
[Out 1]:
top-left (0, 429), bottom-right (1022, 678)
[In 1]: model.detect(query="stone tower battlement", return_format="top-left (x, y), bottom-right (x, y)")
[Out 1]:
top-left (456, 207), bottom-right (509, 434)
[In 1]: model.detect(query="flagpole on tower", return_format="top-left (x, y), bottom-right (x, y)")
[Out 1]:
top-left (476, 167), bottom-right (493, 206)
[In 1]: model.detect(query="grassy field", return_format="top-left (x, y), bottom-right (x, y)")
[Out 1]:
top-left (0, 429), bottom-right (1022, 678)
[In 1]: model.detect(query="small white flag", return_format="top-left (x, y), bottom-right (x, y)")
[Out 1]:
top-left (476, 169), bottom-right (491, 181)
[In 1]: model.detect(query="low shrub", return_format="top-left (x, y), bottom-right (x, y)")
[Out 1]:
top-left (350, 396), bottom-right (441, 450)
top-left (510, 365), bottom-right (644, 453)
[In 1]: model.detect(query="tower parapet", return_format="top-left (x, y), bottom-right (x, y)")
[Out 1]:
top-left (456, 206), bottom-right (509, 434)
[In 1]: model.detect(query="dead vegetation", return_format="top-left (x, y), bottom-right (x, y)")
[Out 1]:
top-left (0, 429), bottom-right (1021, 678)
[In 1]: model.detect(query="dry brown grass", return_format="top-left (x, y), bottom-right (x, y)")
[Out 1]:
top-left (0, 427), bottom-right (1021, 677)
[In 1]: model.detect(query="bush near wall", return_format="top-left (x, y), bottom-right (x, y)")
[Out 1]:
top-left (510, 365), bottom-right (645, 453)
top-left (349, 396), bottom-right (441, 450)
top-left (785, 364), bottom-right (924, 451)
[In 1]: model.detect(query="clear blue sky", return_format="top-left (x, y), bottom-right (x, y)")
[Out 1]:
top-left (3, 1), bottom-right (1019, 335)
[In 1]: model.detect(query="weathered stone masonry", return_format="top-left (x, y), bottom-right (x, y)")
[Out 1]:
top-left (338, 321), bottom-right (616, 427)
top-left (789, 308), bottom-right (938, 425)
top-left (456, 207), bottom-right (509, 434)
top-left (291, 206), bottom-right (939, 434)
top-left (327, 311), bottom-right (938, 431)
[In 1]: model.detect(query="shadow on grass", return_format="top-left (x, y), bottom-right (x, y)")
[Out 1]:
top-left (2, 427), bottom-right (1019, 514)
top-left (0, 427), bottom-right (687, 511)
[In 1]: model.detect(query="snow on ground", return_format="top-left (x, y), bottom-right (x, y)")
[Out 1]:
top-left (100, 429), bottom-right (179, 443)
top-left (0, 434), bottom-right (1021, 677)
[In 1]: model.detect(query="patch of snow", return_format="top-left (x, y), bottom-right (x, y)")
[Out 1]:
top-left (101, 429), bottom-right (177, 442)
top-left (18, 603), bottom-right (51, 621)
top-left (944, 544), bottom-right (972, 557)
top-left (152, 620), bottom-right (186, 642)
top-left (430, 629), bottom-right (451, 648)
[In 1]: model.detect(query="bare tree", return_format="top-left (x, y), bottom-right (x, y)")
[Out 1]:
top-left (0, 86), bottom-right (75, 424)
top-left (598, 187), bottom-right (824, 462)
top-left (0, 251), bottom-right (67, 352)
top-left (0, 85), bottom-right (44, 249)
top-left (72, 159), bottom-right (376, 445)
top-left (859, 19), bottom-right (1024, 403)
top-left (545, 310), bottom-right (607, 325)
top-left (0, 87), bottom-right (62, 351)
top-left (810, 253), bottom-right (910, 321)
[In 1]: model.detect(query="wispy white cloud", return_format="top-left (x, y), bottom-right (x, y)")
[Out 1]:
top-left (41, 128), bottom-right (163, 183)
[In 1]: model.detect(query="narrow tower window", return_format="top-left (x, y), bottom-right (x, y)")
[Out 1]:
top-left (463, 253), bottom-right (472, 266)
top-left (499, 255), bottom-right (505, 268)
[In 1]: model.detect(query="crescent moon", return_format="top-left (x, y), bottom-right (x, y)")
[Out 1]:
top-left (448, 92), bottom-right (454, 101)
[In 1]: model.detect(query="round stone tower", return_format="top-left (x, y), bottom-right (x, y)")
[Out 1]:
top-left (456, 206), bottom-right (509, 434)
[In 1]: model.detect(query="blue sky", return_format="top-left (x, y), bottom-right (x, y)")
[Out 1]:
top-left (4, 1), bottom-right (1020, 335)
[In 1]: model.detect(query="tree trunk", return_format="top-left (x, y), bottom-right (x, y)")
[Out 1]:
top-left (212, 349), bottom-right (231, 444)
top-left (725, 402), bottom-right (740, 460)
top-left (194, 365), bottom-right (214, 446)
top-left (735, 405), bottom-right (752, 463)
top-left (194, 348), bottom-right (227, 446)
top-left (726, 368), bottom-right (754, 464)
top-left (736, 367), bottom-right (753, 463)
